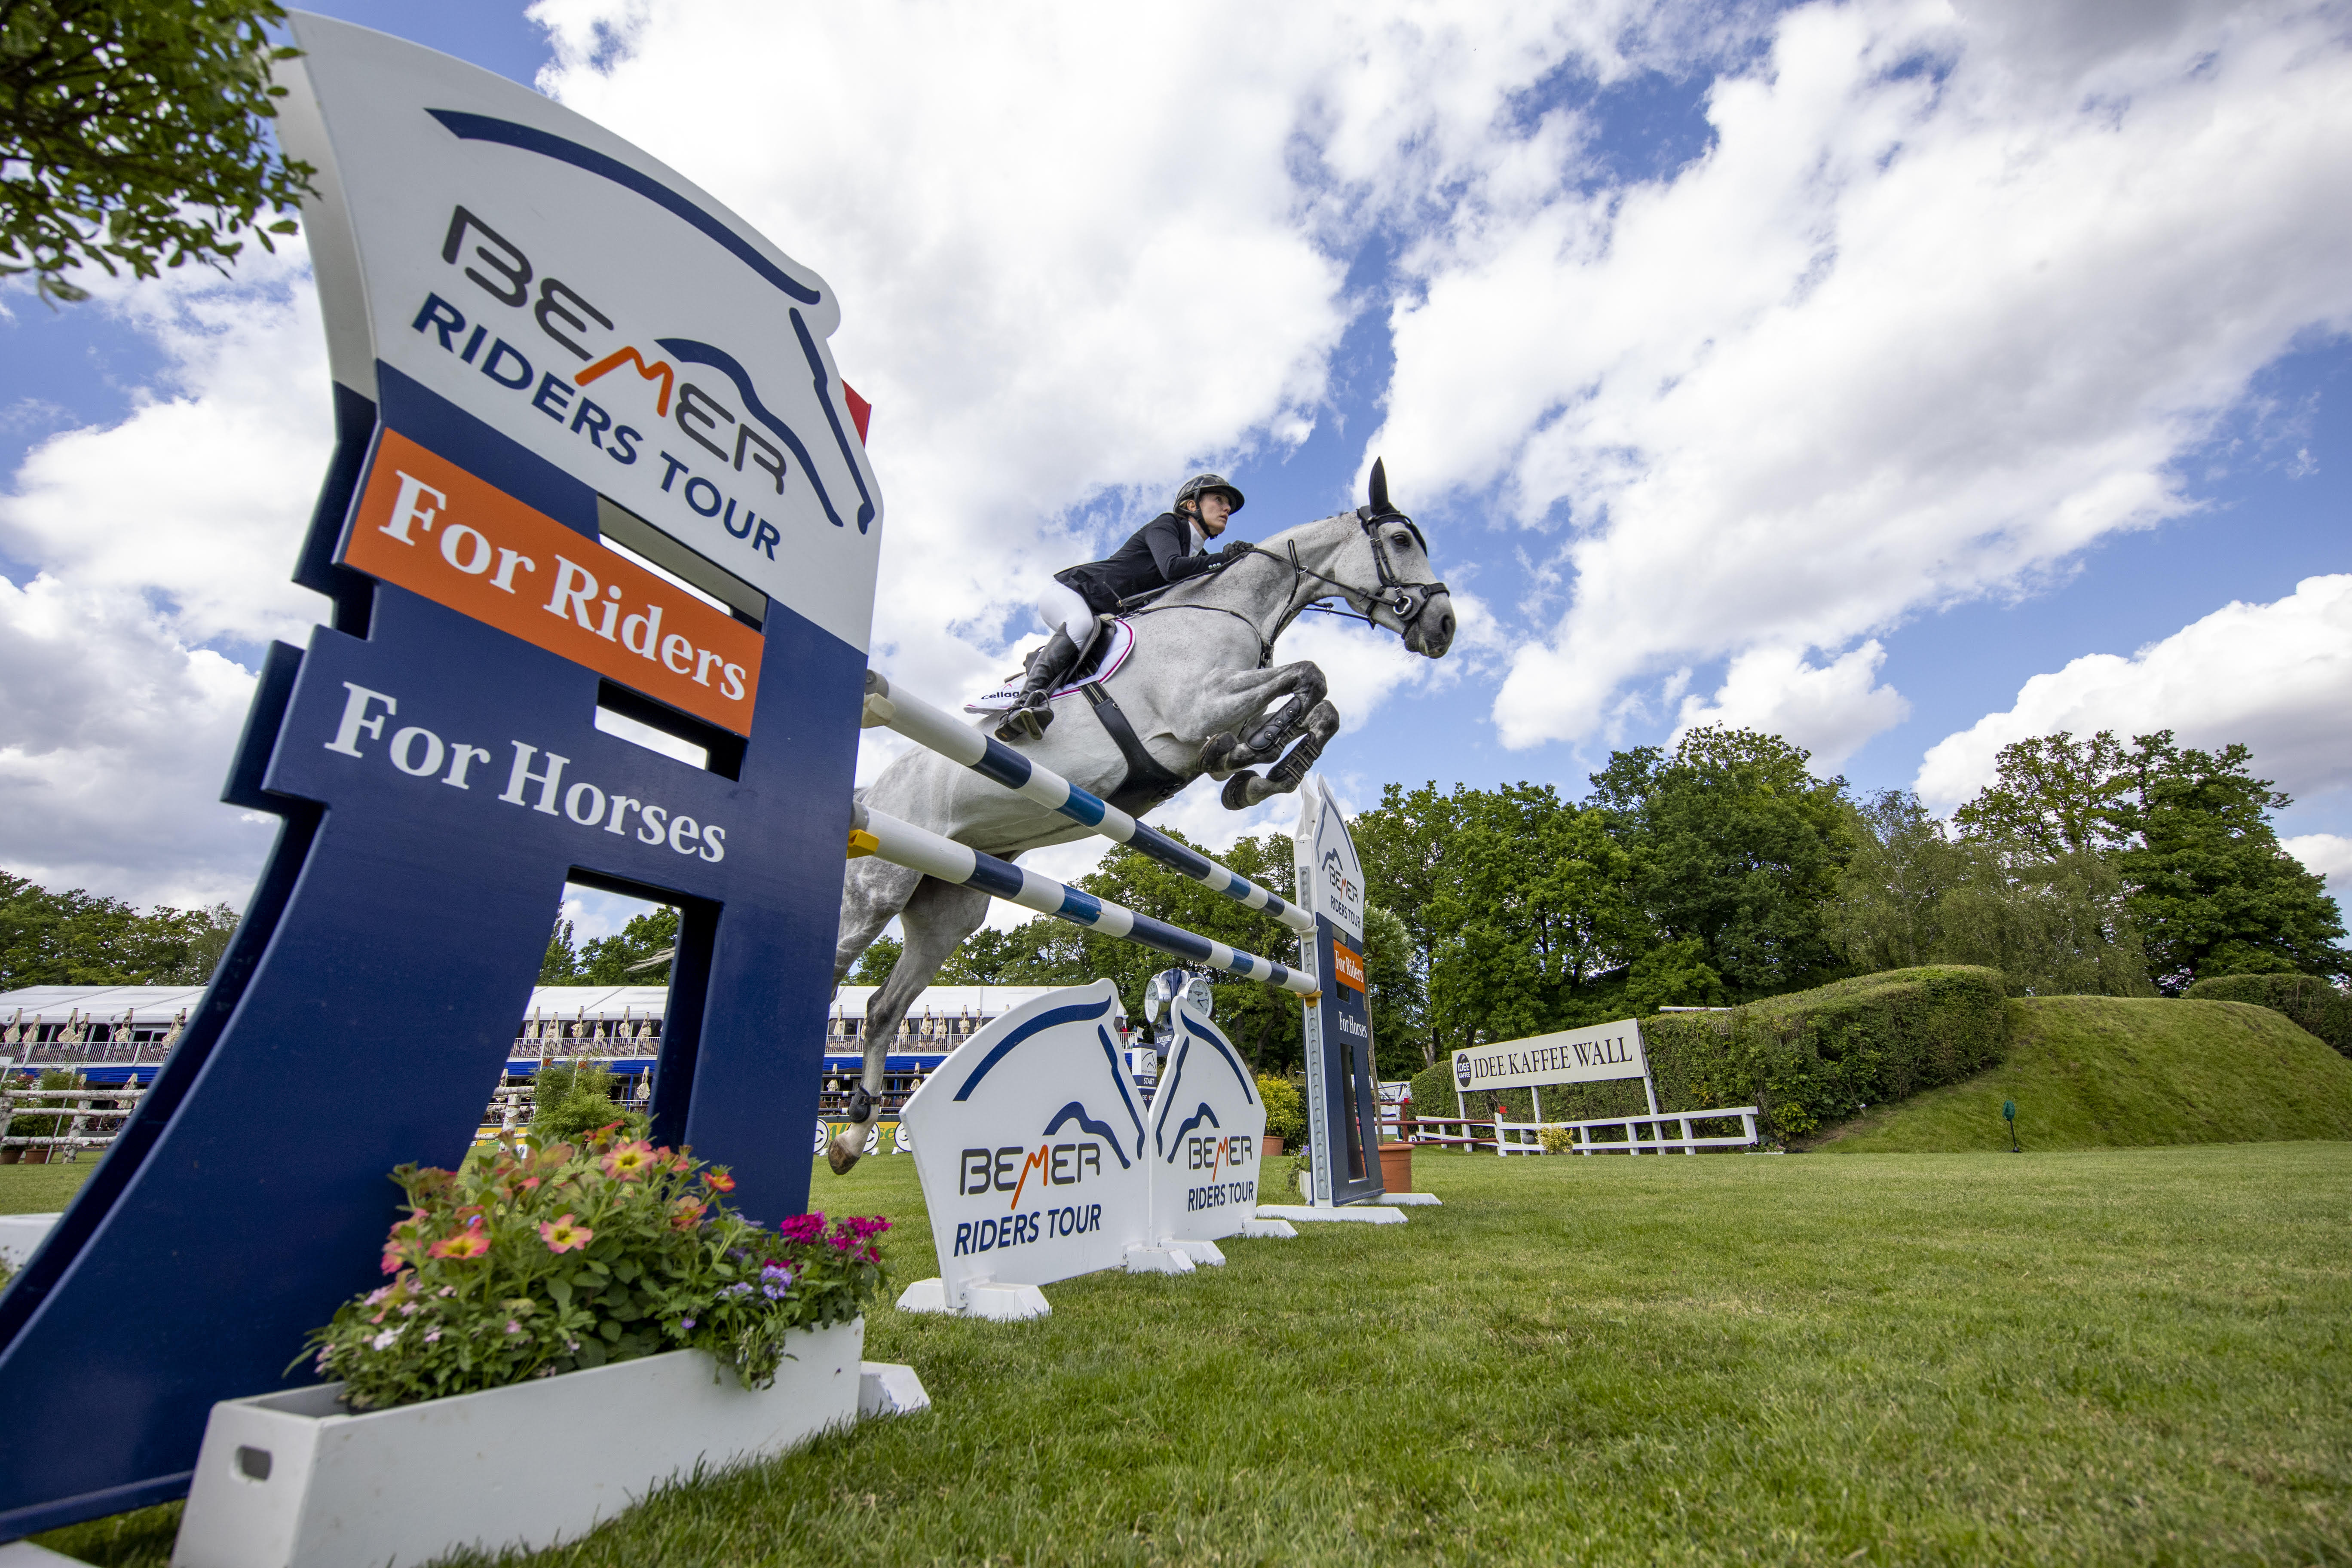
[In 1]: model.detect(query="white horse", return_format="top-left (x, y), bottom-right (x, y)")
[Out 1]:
top-left (826, 462), bottom-right (1453, 1172)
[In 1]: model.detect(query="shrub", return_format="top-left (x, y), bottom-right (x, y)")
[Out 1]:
top-left (2182, 973), bottom-right (2352, 1059)
top-left (9, 1069), bottom-right (81, 1141)
top-left (1407, 967), bottom-right (2011, 1144)
top-left (303, 1124), bottom-right (888, 1411)
top-left (528, 1061), bottom-right (646, 1151)
top-left (1256, 1074), bottom-right (1306, 1145)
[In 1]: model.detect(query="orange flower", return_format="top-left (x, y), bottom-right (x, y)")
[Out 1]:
top-left (539, 1213), bottom-right (593, 1253)
top-left (701, 1169), bottom-right (736, 1194)
top-left (429, 1231), bottom-right (492, 1260)
top-left (602, 1140), bottom-right (656, 1180)
top-left (668, 1196), bottom-right (707, 1231)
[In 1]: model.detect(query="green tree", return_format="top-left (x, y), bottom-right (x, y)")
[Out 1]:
top-left (578, 906), bottom-right (678, 985)
top-left (2111, 735), bottom-right (2349, 991)
top-left (1350, 781), bottom-right (1461, 1008)
top-left (849, 934), bottom-right (903, 985)
top-left (3, 0), bottom-right (312, 303)
top-left (1835, 790), bottom-right (2151, 996)
top-left (1951, 730), bottom-right (2135, 859)
top-left (538, 917), bottom-right (579, 985)
top-left (1425, 783), bottom-right (1646, 1050)
top-left (1361, 902), bottom-right (1427, 1074)
top-left (0, 872), bottom-right (238, 986)
top-left (1588, 726), bottom-right (1852, 998)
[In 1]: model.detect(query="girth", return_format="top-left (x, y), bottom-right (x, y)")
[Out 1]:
top-left (1081, 683), bottom-right (1189, 815)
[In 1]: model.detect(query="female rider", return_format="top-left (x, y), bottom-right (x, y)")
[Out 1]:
top-left (996, 472), bottom-right (1249, 741)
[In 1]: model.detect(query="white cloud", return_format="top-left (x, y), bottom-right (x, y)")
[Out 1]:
top-left (1916, 575), bottom-right (2352, 811)
top-left (2282, 833), bottom-right (2352, 902)
top-left (1672, 640), bottom-right (1908, 770)
top-left (0, 253), bottom-right (334, 910)
top-left (1359, 0), bottom-right (2352, 748)
top-left (526, 0), bottom-right (1687, 721)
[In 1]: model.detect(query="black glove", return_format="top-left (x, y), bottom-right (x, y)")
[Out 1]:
top-left (1219, 538), bottom-right (1252, 560)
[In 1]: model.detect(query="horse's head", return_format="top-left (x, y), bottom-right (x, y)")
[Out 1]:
top-left (1317, 458), bottom-right (1455, 657)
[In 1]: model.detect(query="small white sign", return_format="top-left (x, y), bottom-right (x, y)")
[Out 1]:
top-left (1145, 999), bottom-right (1265, 1247)
top-left (1452, 1019), bottom-right (1648, 1093)
top-left (898, 982), bottom-right (1151, 1309)
top-left (1293, 775), bottom-right (1365, 944)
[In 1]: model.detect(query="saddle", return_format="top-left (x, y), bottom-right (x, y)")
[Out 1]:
top-left (962, 617), bottom-right (1186, 815)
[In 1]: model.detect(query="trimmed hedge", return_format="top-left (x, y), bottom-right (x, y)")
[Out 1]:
top-left (1405, 966), bottom-right (2012, 1145)
top-left (2180, 973), bottom-right (2351, 1060)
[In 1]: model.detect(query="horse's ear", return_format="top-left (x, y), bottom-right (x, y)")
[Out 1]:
top-left (1368, 457), bottom-right (1390, 517)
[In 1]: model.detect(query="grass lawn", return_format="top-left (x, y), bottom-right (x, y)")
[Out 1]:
top-left (0, 1158), bottom-right (98, 1216)
top-left (24, 1142), bottom-right (2352, 1566)
top-left (1816, 997), bottom-right (2352, 1153)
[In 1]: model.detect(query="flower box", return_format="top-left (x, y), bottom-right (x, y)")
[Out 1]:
top-left (174, 1320), bottom-right (864, 1568)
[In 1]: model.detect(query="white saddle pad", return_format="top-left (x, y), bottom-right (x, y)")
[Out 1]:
top-left (965, 618), bottom-right (1136, 715)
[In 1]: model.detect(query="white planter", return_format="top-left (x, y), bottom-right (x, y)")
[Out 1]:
top-left (174, 1320), bottom-right (869, 1568)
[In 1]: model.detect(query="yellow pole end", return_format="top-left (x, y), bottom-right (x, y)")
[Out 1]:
top-left (847, 829), bottom-right (881, 860)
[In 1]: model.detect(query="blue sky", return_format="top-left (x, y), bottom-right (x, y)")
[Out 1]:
top-left (3, 0), bottom-right (2347, 938)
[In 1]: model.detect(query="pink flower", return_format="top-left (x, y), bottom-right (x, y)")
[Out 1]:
top-left (505, 1320), bottom-right (522, 1335)
top-left (429, 1231), bottom-right (492, 1261)
top-left (539, 1214), bottom-right (593, 1253)
top-left (602, 1140), bottom-right (656, 1180)
top-left (777, 1212), bottom-right (826, 1243)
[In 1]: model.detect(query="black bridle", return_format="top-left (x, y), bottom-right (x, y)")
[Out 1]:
top-left (1121, 506), bottom-right (1449, 664)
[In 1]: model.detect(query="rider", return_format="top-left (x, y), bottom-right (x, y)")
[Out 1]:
top-left (996, 472), bottom-right (1250, 741)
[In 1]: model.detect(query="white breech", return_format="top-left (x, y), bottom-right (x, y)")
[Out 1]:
top-left (1035, 581), bottom-right (1099, 650)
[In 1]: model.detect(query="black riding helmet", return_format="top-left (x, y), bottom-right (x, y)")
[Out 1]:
top-left (1173, 472), bottom-right (1244, 515)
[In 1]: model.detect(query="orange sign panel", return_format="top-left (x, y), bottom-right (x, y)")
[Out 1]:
top-left (1332, 940), bottom-right (1366, 993)
top-left (341, 431), bottom-right (761, 734)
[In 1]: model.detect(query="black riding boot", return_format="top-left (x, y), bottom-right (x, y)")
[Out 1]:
top-left (995, 625), bottom-right (1085, 742)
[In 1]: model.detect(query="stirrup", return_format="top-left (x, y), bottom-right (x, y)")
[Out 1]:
top-left (995, 699), bottom-right (1054, 742)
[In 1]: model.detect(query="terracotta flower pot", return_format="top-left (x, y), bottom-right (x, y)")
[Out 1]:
top-left (1377, 1140), bottom-right (1411, 1194)
top-left (1261, 1136), bottom-right (1284, 1158)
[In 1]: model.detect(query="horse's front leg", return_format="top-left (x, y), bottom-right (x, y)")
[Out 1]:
top-left (1198, 662), bottom-right (1327, 781)
top-left (1222, 699), bottom-right (1340, 808)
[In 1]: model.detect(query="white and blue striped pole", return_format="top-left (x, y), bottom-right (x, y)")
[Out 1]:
top-left (848, 802), bottom-right (1319, 997)
top-left (861, 671), bottom-right (1314, 936)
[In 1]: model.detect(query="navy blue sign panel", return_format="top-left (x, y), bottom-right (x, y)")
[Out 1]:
top-left (0, 374), bottom-right (863, 1537)
top-left (1306, 916), bottom-right (1387, 1207)
top-left (0, 15), bottom-right (881, 1537)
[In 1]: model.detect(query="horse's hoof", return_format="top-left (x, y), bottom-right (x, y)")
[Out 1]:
top-left (1221, 771), bottom-right (1262, 810)
top-left (827, 1131), bottom-right (865, 1174)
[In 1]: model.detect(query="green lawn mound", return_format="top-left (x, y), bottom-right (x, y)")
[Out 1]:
top-left (1814, 996), bottom-right (2352, 1153)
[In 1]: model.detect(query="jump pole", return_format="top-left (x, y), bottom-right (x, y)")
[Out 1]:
top-left (848, 803), bottom-right (1318, 997)
top-left (859, 671), bottom-right (1314, 937)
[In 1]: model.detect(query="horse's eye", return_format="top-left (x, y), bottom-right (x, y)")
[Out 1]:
top-left (1390, 532), bottom-right (1413, 550)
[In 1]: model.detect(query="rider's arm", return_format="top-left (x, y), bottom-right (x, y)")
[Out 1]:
top-left (1148, 515), bottom-right (1221, 583)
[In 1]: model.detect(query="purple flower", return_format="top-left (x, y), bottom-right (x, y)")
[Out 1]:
top-left (680, 1317), bottom-right (695, 1331)
top-left (763, 1283), bottom-right (786, 1299)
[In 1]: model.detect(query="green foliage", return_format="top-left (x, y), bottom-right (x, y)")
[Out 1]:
top-left (1835, 790), bottom-right (2153, 996)
top-left (849, 933), bottom-right (903, 985)
top-left (304, 1127), bottom-right (889, 1410)
top-left (539, 906), bottom-right (679, 985)
top-left (538, 918), bottom-right (579, 984)
top-left (1360, 903), bottom-right (1426, 1074)
top-left (1819, 996), bottom-right (2352, 1152)
top-left (0, 0), bottom-right (313, 303)
top-left (1255, 1073), bottom-right (1305, 1145)
top-left (0, 872), bottom-right (237, 987)
top-left (8, 1068), bottom-right (80, 1139)
top-left (527, 1061), bottom-right (644, 1152)
top-left (578, 906), bottom-right (678, 984)
top-left (933, 926), bottom-right (1030, 984)
top-left (1587, 726), bottom-right (1853, 999)
top-left (2182, 972), bottom-right (2352, 1060)
top-left (1947, 730), bottom-right (2349, 992)
top-left (1424, 782), bottom-right (1642, 1048)
top-left (2112, 735), bottom-right (2349, 991)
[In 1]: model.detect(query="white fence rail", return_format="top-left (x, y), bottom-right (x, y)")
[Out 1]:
top-left (1495, 1105), bottom-right (1760, 1156)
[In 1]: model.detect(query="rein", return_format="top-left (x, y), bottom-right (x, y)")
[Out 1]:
top-left (1118, 506), bottom-right (1448, 668)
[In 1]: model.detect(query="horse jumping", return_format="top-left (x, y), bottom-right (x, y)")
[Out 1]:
top-left (826, 462), bottom-right (1452, 1173)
